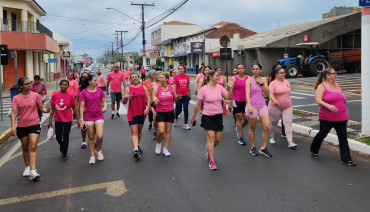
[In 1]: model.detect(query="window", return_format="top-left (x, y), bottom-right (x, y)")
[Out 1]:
top-left (3, 10), bottom-right (7, 25)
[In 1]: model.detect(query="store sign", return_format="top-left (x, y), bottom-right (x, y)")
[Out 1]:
top-left (62, 51), bottom-right (71, 59)
top-left (212, 51), bottom-right (220, 57)
top-left (190, 42), bottom-right (203, 53)
top-left (303, 34), bottom-right (309, 42)
top-left (360, 0), bottom-right (370, 7)
top-left (150, 59), bottom-right (156, 65)
top-left (174, 43), bottom-right (187, 56)
top-left (0, 45), bottom-right (8, 65)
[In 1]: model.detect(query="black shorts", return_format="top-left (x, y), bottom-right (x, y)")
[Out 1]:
top-left (201, 114), bottom-right (224, 131)
top-left (17, 124), bottom-right (41, 139)
top-left (156, 110), bottom-right (175, 123)
top-left (129, 115), bottom-right (145, 126)
top-left (233, 101), bottom-right (246, 114)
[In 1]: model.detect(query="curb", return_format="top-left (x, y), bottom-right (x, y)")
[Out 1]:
top-left (0, 128), bottom-right (12, 146)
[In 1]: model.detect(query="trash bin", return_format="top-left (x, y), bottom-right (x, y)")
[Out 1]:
top-left (10, 85), bottom-right (20, 102)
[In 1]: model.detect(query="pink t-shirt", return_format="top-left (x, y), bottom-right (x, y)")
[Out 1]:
top-left (156, 85), bottom-right (174, 112)
top-left (30, 82), bottom-right (47, 96)
top-left (124, 70), bottom-right (131, 79)
top-left (174, 74), bottom-right (190, 96)
top-left (79, 88), bottom-right (105, 121)
top-left (169, 77), bottom-right (174, 86)
top-left (197, 84), bottom-right (227, 116)
top-left (140, 68), bottom-right (146, 74)
top-left (67, 79), bottom-right (78, 96)
top-left (318, 84), bottom-right (348, 122)
top-left (11, 92), bottom-right (42, 127)
top-left (107, 71), bottom-right (125, 92)
top-left (50, 91), bottom-right (76, 122)
top-left (268, 79), bottom-right (292, 109)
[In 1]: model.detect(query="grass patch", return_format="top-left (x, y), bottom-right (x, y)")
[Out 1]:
top-left (293, 109), bottom-right (308, 115)
top-left (358, 138), bottom-right (370, 146)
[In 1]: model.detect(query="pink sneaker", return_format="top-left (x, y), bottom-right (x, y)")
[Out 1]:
top-left (89, 156), bottom-right (96, 164)
top-left (95, 150), bottom-right (104, 161)
top-left (209, 161), bottom-right (218, 170)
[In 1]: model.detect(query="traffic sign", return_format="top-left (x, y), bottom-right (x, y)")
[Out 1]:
top-left (48, 59), bottom-right (57, 63)
top-left (150, 52), bottom-right (157, 59)
top-left (0, 45), bottom-right (8, 65)
top-left (360, 0), bottom-right (370, 7)
top-left (220, 48), bottom-right (232, 60)
top-left (219, 35), bottom-right (230, 48)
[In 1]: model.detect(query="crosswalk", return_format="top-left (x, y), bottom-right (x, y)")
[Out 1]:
top-left (288, 73), bottom-right (362, 95)
top-left (0, 98), bottom-right (11, 115)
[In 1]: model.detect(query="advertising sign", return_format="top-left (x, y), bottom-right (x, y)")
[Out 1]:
top-left (174, 43), bottom-right (187, 57)
top-left (360, 0), bottom-right (370, 7)
top-left (212, 51), bottom-right (220, 57)
top-left (61, 51), bottom-right (71, 59)
top-left (84, 57), bottom-right (90, 64)
top-left (303, 34), bottom-right (309, 42)
top-left (190, 42), bottom-right (203, 53)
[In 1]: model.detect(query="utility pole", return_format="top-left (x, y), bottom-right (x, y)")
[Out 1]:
top-left (115, 32), bottom-right (119, 64)
top-left (116, 30), bottom-right (128, 69)
top-left (131, 2), bottom-right (154, 68)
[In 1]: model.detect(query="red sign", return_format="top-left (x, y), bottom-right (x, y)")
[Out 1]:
top-left (303, 34), bottom-right (309, 42)
top-left (212, 51), bottom-right (220, 57)
top-left (84, 57), bottom-right (90, 64)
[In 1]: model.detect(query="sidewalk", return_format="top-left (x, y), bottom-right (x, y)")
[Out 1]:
top-left (0, 81), bottom-right (58, 144)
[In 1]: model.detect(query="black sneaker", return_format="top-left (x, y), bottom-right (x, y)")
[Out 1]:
top-left (250, 147), bottom-right (258, 156)
top-left (133, 150), bottom-right (140, 160)
top-left (148, 124), bottom-right (153, 131)
top-left (111, 114), bottom-right (115, 119)
top-left (81, 143), bottom-right (87, 149)
top-left (62, 155), bottom-right (68, 161)
top-left (310, 152), bottom-right (319, 159)
top-left (116, 113), bottom-right (120, 118)
top-left (138, 146), bottom-right (143, 154)
top-left (341, 160), bottom-right (356, 166)
top-left (259, 148), bottom-right (272, 158)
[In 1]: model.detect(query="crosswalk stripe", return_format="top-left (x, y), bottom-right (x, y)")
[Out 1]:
top-left (290, 91), bottom-right (315, 97)
top-left (290, 95), bottom-right (306, 100)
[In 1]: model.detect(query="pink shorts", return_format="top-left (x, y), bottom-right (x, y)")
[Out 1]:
top-left (246, 106), bottom-right (268, 119)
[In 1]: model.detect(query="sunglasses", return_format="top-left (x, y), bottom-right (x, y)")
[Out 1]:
top-left (23, 82), bottom-right (31, 85)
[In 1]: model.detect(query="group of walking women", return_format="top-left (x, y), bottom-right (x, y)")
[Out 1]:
top-left (10, 62), bottom-right (356, 181)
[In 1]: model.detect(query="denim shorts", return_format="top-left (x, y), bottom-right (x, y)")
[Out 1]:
top-left (110, 92), bottom-right (122, 101)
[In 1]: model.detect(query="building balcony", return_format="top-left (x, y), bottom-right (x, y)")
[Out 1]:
top-left (1, 19), bottom-right (53, 37)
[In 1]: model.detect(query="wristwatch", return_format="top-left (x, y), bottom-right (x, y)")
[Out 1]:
top-left (259, 83), bottom-right (264, 87)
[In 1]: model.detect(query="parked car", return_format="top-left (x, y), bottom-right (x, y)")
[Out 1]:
top-left (278, 42), bottom-right (330, 78)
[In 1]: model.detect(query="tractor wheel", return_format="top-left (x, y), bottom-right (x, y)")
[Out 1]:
top-left (285, 64), bottom-right (300, 78)
top-left (309, 58), bottom-right (329, 75)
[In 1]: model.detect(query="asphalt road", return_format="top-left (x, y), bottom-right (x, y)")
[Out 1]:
top-left (0, 71), bottom-right (369, 211)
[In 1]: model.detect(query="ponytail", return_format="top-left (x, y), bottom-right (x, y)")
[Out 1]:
top-left (314, 68), bottom-right (333, 90)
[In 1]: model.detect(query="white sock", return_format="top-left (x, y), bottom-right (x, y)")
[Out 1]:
top-left (112, 111), bottom-right (115, 115)
top-left (82, 142), bottom-right (86, 145)
top-left (134, 148), bottom-right (138, 151)
top-left (30, 170), bottom-right (37, 175)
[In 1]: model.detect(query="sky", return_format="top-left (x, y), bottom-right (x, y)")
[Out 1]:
top-left (36, 0), bottom-right (359, 59)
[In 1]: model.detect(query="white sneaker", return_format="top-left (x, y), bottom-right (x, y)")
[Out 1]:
top-left (89, 156), bottom-right (96, 164)
top-left (155, 143), bottom-right (161, 154)
top-left (288, 142), bottom-right (298, 149)
top-left (163, 148), bottom-right (171, 157)
top-left (23, 166), bottom-right (30, 177)
top-left (29, 170), bottom-right (40, 181)
top-left (184, 124), bottom-right (191, 130)
top-left (269, 138), bottom-right (276, 144)
top-left (95, 150), bottom-right (104, 161)
top-left (174, 119), bottom-right (178, 127)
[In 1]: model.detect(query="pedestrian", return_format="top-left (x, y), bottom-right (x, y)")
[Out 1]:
top-left (268, 66), bottom-right (297, 148)
top-left (152, 72), bottom-right (180, 156)
top-left (310, 68), bottom-right (355, 166)
top-left (48, 79), bottom-right (79, 161)
top-left (97, 70), bottom-right (106, 91)
top-left (194, 66), bottom-right (205, 95)
top-left (143, 70), bottom-right (156, 131)
top-left (122, 72), bottom-right (150, 160)
top-left (124, 68), bottom-right (131, 86)
top-left (195, 63), bottom-right (199, 75)
top-left (215, 67), bottom-right (226, 88)
top-left (149, 74), bottom-right (160, 139)
top-left (30, 75), bottom-right (47, 121)
top-left (106, 63), bottom-right (125, 119)
top-left (66, 72), bottom-right (78, 96)
top-left (197, 66), bottom-right (210, 91)
top-left (11, 77), bottom-right (50, 181)
top-left (169, 69), bottom-right (176, 86)
top-left (228, 67), bottom-right (238, 125)
top-left (75, 72), bottom-right (90, 149)
top-left (229, 64), bottom-right (249, 145)
top-left (246, 62), bottom-right (272, 157)
top-left (191, 70), bottom-right (233, 170)
top-left (173, 65), bottom-right (191, 129)
top-left (269, 64), bottom-right (286, 138)
top-left (79, 75), bottom-right (107, 164)
top-left (140, 65), bottom-right (146, 82)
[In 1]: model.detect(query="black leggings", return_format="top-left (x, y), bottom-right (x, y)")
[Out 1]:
top-left (55, 121), bottom-right (72, 156)
top-left (141, 74), bottom-right (146, 82)
top-left (310, 120), bottom-right (352, 162)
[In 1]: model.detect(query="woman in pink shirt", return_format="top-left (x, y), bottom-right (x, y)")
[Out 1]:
top-left (173, 65), bottom-right (191, 129)
top-left (48, 79), bottom-right (79, 161)
top-left (246, 62), bottom-right (272, 157)
top-left (124, 69), bottom-right (131, 86)
top-left (152, 72), bottom-right (180, 156)
top-left (66, 72), bottom-right (78, 96)
top-left (169, 69), bottom-right (176, 85)
top-left (11, 77), bottom-right (50, 181)
top-left (79, 75), bottom-right (107, 164)
top-left (97, 70), bottom-right (106, 91)
top-left (310, 68), bottom-right (355, 166)
top-left (191, 70), bottom-right (233, 170)
top-left (140, 66), bottom-right (146, 82)
top-left (75, 72), bottom-right (89, 149)
top-left (194, 66), bottom-right (205, 95)
top-left (122, 72), bottom-right (150, 160)
top-left (268, 66), bottom-right (297, 149)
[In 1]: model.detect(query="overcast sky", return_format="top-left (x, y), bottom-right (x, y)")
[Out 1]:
top-left (37, 0), bottom-right (359, 59)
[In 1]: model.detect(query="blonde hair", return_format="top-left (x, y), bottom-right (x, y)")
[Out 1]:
top-left (314, 68), bottom-right (334, 90)
top-left (156, 71), bottom-right (169, 84)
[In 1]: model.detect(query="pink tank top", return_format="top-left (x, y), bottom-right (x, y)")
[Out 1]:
top-left (218, 76), bottom-right (224, 86)
top-left (127, 85), bottom-right (147, 121)
top-left (250, 77), bottom-right (266, 107)
top-left (156, 85), bottom-right (174, 112)
top-left (197, 74), bottom-right (204, 83)
top-left (318, 84), bottom-right (348, 122)
top-left (169, 77), bottom-right (174, 85)
top-left (233, 75), bottom-right (248, 101)
top-left (98, 75), bottom-right (104, 87)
